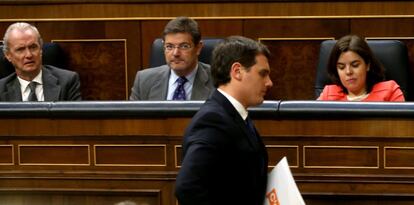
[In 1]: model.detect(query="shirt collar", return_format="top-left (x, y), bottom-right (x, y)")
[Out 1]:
top-left (217, 88), bottom-right (248, 121)
top-left (170, 63), bottom-right (198, 85)
top-left (17, 69), bottom-right (43, 92)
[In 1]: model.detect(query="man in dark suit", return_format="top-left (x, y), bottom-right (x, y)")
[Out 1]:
top-left (0, 22), bottom-right (81, 101)
top-left (175, 36), bottom-right (273, 205)
top-left (129, 16), bottom-right (214, 100)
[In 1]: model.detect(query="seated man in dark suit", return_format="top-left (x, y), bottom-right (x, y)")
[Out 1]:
top-left (175, 36), bottom-right (273, 205)
top-left (0, 22), bottom-right (81, 101)
top-left (129, 16), bottom-right (214, 100)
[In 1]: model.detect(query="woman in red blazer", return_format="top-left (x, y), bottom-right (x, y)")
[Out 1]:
top-left (317, 35), bottom-right (405, 102)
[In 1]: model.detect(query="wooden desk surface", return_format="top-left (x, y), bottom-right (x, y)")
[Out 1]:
top-left (1, 101), bottom-right (414, 205)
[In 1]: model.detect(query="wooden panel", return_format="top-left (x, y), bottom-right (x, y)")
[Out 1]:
top-left (95, 145), bottom-right (166, 166)
top-left (0, 118), bottom-right (190, 136)
top-left (0, 145), bottom-right (13, 165)
top-left (257, 119), bottom-right (414, 137)
top-left (174, 145), bottom-right (182, 168)
top-left (351, 18), bottom-right (414, 37)
top-left (266, 145), bottom-right (298, 167)
top-left (0, 190), bottom-right (159, 205)
top-left (55, 40), bottom-right (127, 100)
top-left (304, 146), bottom-right (379, 168)
top-left (19, 145), bottom-right (89, 165)
top-left (140, 20), bottom-right (168, 69)
top-left (305, 195), bottom-right (414, 205)
top-left (1, 2), bottom-right (414, 18)
top-left (3, 110), bottom-right (414, 203)
top-left (96, 21), bottom-right (142, 96)
top-left (260, 39), bottom-right (327, 100)
top-left (244, 19), bottom-right (349, 39)
top-left (385, 147), bottom-right (414, 169)
top-left (37, 21), bottom-right (141, 99)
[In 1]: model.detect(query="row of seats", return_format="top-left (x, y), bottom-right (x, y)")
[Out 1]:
top-left (0, 38), bottom-right (411, 99)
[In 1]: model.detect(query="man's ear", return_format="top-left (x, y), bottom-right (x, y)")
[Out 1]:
top-left (196, 41), bottom-right (203, 56)
top-left (230, 62), bottom-right (243, 81)
top-left (4, 51), bottom-right (12, 63)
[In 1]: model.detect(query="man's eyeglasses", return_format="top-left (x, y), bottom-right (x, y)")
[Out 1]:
top-left (163, 43), bottom-right (192, 52)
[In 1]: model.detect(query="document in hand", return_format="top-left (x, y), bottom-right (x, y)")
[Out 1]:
top-left (264, 157), bottom-right (306, 205)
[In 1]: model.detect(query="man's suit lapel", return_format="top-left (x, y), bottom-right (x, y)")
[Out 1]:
top-left (214, 91), bottom-right (268, 174)
top-left (42, 67), bottom-right (60, 101)
top-left (4, 76), bottom-right (22, 101)
top-left (192, 63), bottom-right (212, 100)
top-left (148, 66), bottom-right (169, 100)
top-left (212, 90), bottom-right (260, 150)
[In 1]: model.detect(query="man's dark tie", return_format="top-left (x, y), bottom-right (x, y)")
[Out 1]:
top-left (245, 116), bottom-right (258, 141)
top-left (246, 115), bottom-right (266, 174)
top-left (172, 77), bottom-right (188, 100)
top-left (28, 81), bottom-right (38, 101)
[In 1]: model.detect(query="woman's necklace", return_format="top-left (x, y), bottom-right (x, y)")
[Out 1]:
top-left (347, 91), bottom-right (369, 101)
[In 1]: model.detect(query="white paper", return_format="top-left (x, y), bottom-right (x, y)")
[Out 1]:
top-left (263, 157), bottom-right (306, 205)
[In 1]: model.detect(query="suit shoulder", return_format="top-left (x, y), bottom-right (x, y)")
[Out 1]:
top-left (371, 80), bottom-right (401, 92)
top-left (323, 84), bottom-right (343, 95)
top-left (137, 65), bottom-right (169, 79)
top-left (185, 102), bottom-right (236, 146)
top-left (372, 80), bottom-right (404, 95)
top-left (198, 62), bottom-right (211, 74)
top-left (199, 62), bottom-right (211, 69)
top-left (139, 65), bottom-right (169, 74)
top-left (192, 101), bottom-right (230, 125)
top-left (0, 73), bottom-right (17, 86)
top-left (374, 80), bottom-right (399, 87)
top-left (44, 65), bottom-right (78, 77)
top-left (318, 84), bottom-right (345, 100)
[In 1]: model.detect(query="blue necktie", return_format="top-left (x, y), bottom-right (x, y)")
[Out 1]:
top-left (172, 77), bottom-right (187, 100)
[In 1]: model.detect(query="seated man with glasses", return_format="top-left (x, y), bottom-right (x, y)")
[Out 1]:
top-left (129, 16), bottom-right (214, 100)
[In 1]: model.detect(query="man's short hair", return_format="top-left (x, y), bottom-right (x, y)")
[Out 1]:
top-left (3, 22), bottom-right (43, 53)
top-left (162, 16), bottom-right (201, 45)
top-left (211, 36), bottom-right (270, 87)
